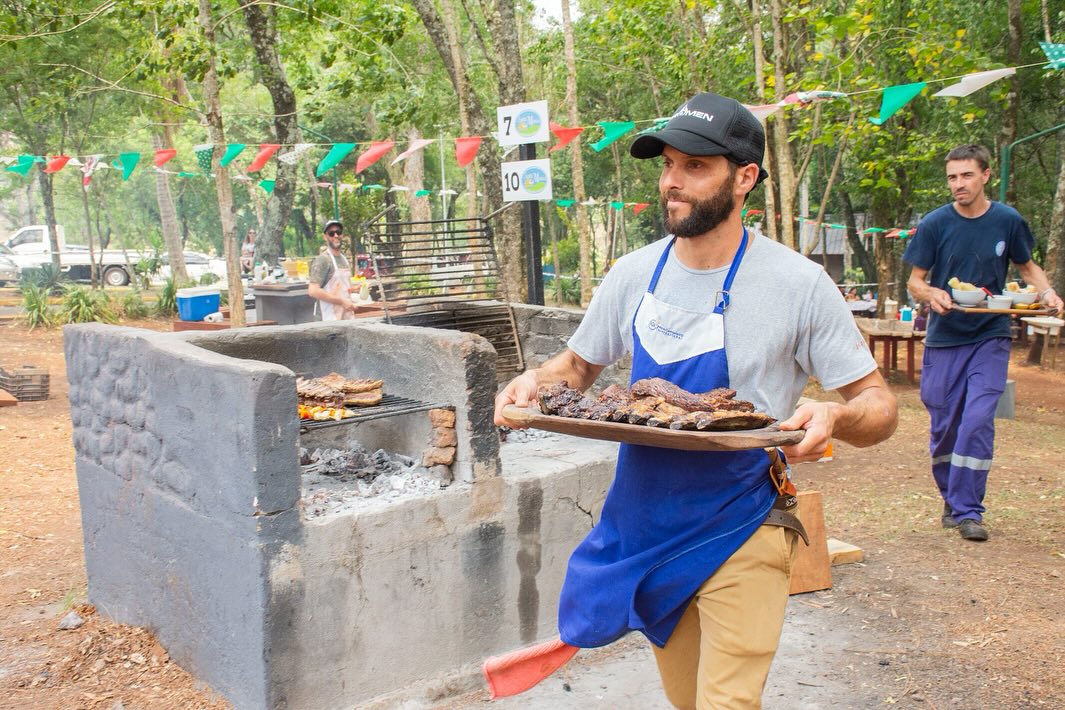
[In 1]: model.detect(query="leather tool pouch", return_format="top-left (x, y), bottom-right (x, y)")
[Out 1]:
top-left (764, 448), bottom-right (810, 545)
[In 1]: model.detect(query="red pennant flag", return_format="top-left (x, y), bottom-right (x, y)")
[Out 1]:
top-left (455, 136), bottom-right (482, 167)
top-left (355, 140), bottom-right (395, 174)
top-left (548, 122), bottom-right (585, 153)
top-left (632, 203), bottom-right (651, 216)
top-left (153, 149), bottom-right (177, 167)
top-left (44, 155), bottom-right (70, 173)
top-left (247, 143), bottom-right (280, 173)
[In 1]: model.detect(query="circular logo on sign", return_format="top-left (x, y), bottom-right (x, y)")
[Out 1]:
top-left (995, 240), bottom-right (1005, 257)
top-left (521, 166), bottom-right (548, 194)
top-left (515, 109), bottom-right (542, 137)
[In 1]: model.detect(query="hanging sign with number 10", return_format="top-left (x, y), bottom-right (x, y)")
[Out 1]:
top-left (501, 159), bottom-right (553, 202)
top-left (497, 100), bottom-right (550, 146)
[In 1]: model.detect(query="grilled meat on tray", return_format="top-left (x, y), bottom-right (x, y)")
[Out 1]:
top-left (537, 380), bottom-right (773, 431)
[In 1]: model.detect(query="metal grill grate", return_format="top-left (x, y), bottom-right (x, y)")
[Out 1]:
top-left (364, 215), bottom-right (524, 376)
top-left (299, 394), bottom-right (451, 433)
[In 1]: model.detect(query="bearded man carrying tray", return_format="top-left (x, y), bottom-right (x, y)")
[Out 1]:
top-left (494, 91), bottom-right (898, 708)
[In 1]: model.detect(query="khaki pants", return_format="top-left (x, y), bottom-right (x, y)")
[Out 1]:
top-left (651, 524), bottom-right (799, 710)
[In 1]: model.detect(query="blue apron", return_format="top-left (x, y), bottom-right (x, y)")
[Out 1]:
top-left (558, 231), bottom-right (777, 648)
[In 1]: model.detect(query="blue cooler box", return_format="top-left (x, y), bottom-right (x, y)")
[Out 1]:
top-left (176, 286), bottom-right (222, 321)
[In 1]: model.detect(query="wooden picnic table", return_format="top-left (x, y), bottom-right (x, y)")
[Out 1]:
top-left (855, 318), bottom-right (926, 384)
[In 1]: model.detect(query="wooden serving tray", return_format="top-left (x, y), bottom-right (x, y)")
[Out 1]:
top-left (952, 305), bottom-right (1054, 316)
top-left (501, 405), bottom-right (805, 451)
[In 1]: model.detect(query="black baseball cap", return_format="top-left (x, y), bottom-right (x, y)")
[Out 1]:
top-left (630, 92), bottom-right (769, 184)
top-left (323, 220), bottom-right (343, 234)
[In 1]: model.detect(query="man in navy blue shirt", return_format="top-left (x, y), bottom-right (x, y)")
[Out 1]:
top-left (905, 144), bottom-right (1062, 541)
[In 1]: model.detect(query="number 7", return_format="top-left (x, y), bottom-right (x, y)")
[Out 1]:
top-left (503, 115), bottom-right (512, 135)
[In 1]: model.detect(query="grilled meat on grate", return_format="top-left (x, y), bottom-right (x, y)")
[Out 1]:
top-left (537, 380), bottom-right (773, 431)
top-left (296, 377), bottom-right (346, 408)
top-left (297, 374), bottom-right (385, 408)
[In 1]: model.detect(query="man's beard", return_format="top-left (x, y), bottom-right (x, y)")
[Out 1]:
top-left (662, 171), bottom-right (737, 238)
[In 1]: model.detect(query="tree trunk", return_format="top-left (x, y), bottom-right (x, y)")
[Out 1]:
top-left (561, 0), bottom-right (594, 306)
top-left (409, 0), bottom-right (524, 301)
top-left (79, 184), bottom-right (98, 287)
top-left (768, 0), bottom-right (796, 249)
top-left (35, 169), bottom-right (61, 270)
top-left (405, 128), bottom-right (432, 224)
top-left (840, 189), bottom-right (876, 284)
top-left (439, 0), bottom-right (478, 221)
top-left (999, 0), bottom-right (1022, 206)
top-left (1045, 117), bottom-right (1065, 294)
top-left (198, 0), bottom-right (244, 326)
top-left (242, 2), bottom-right (298, 268)
top-left (151, 132), bottom-right (188, 283)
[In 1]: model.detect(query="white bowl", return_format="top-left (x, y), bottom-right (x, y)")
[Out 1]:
top-left (986, 295), bottom-right (1013, 310)
top-left (952, 288), bottom-right (985, 306)
top-left (1007, 291), bottom-right (1038, 305)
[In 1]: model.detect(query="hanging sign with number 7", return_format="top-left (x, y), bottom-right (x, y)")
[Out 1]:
top-left (497, 100), bottom-right (550, 147)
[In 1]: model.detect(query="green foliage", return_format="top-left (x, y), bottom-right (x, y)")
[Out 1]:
top-left (549, 237), bottom-right (582, 274)
top-left (557, 275), bottom-right (582, 306)
top-left (155, 278), bottom-right (179, 317)
top-left (19, 284), bottom-right (54, 329)
top-left (59, 284), bottom-right (116, 324)
top-left (19, 264), bottom-right (65, 294)
top-left (121, 289), bottom-right (151, 319)
top-left (198, 272), bottom-right (221, 285)
top-left (134, 255), bottom-right (163, 290)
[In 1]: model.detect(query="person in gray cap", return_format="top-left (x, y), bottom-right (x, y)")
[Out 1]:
top-left (495, 91), bottom-right (898, 707)
top-left (308, 219), bottom-right (358, 320)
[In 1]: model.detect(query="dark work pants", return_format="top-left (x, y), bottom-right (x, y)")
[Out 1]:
top-left (919, 338), bottom-right (1010, 522)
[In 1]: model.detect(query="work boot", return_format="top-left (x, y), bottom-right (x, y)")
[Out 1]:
top-left (941, 503), bottom-right (959, 529)
top-left (958, 519), bottom-right (989, 542)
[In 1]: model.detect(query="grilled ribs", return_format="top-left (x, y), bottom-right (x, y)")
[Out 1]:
top-left (297, 374), bottom-right (385, 409)
top-left (296, 377), bottom-right (346, 408)
top-left (537, 379), bottom-right (773, 431)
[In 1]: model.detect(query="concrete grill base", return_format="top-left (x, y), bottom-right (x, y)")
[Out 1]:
top-left (64, 321), bottom-right (618, 709)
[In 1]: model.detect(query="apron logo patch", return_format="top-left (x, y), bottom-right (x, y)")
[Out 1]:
top-left (648, 319), bottom-right (684, 340)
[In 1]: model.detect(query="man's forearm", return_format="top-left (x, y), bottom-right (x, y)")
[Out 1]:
top-left (527, 350), bottom-right (603, 392)
top-left (829, 384), bottom-right (898, 448)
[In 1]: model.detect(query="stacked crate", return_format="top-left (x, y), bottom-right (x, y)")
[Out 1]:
top-left (0, 365), bottom-right (50, 402)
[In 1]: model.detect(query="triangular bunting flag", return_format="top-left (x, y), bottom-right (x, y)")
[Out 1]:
top-left (246, 144), bottom-right (280, 173)
top-left (44, 155), bottom-right (71, 173)
top-left (259, 179), bottom-right (275, 194)
top-left (278, 143), bottom-right (313, 165)
top-left (5, 155), bottom-right (37, 176)
top-left (415, 189), bottom-right (432, 197)
top-left (388, 185), bottom-right (409, 192)
top-left (177, 171), bottom-right (198, 178)
top-left (548, 122), bottom-right (584, 153)
top-left (556, 199), bottom-right (575, 207)
top-left (862, 227), bottom-right (886, 234)
top-left (316, 143), bottom-right (356, 177)
top-left (632, 203), bottom-right (650, 216)
top-left (362, 184), bottom-right (386, 191)
top-left (609, 201), bottom-right (624, 210)
top-left (794, 90), bottom-right (848, 104)
top-left (356, 140), bottom-right (394, 174)
top-left (193, 144), bottom-right (214, 172)
top-left (116, 152), bottom-right (140, 181)
top-left (636, 118), bottom-right (669, 135)
top-left (591, 121), bottom-right (635, 152)
top-left (869, 82), bottom-right (926, 125)
top-left (745, 104), bottom-right (783, 122)
top-left (1039, 42), bottom-right (1065, 69)
top-left (153, 148), bottom-right (177, 167)
top-left (81, 155), bottom-right (102, 185)
top-left (220, 143), bottom-right (246, 168)
top-left (455, 136), bottom-right (482, 167)
top-left (339, 183), bottom-right (359, 193)
top-left (391, 138), bottom-right (434, 166)
top-left (933, 68), bottom-right (1015, 97)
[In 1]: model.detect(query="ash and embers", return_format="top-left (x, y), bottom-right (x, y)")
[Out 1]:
top-left (300, 442), bottom-right (446, 519)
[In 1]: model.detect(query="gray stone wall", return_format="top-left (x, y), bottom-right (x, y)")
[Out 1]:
top-left (512, 304), bottom-right (632, 389)
top-left (65, 321), bottom-right (619, 709)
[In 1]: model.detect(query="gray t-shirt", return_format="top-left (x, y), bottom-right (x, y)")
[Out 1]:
top-left (568, 234), bottom-right (876, 420)
top-left (309, 250), bottom-right (350, 289)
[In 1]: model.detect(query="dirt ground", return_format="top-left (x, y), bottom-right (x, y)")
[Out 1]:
top-left (1, 319), bottom-right (1063, 709)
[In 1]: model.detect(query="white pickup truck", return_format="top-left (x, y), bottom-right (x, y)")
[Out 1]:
top-left (2, 225), bottom-right (226, 287)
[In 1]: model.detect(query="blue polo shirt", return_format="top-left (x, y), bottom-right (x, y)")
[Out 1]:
top-left (903, 201), bottom-right (1034, 347)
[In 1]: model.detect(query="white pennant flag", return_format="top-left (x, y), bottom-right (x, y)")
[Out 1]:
top-left (278, 143), bottom-right (314, 165)
top-left (81, 155), bottom-right (103, 186)
top-left (745, 104), bottom-right (784, 122)
top-left (933, 68), bottom-right (1015, 98)
top-left (389, 138), bottom-right (435, 166)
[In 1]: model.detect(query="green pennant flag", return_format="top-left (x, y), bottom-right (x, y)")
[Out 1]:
top-left (194, 144), bottom-right (214, 172)
top-left (862, 227), bottom-right (886, 234)
top-left (869, 82), bottom-right (926, 125)
top-left (414, 189), bottom-right (432, 197)
top-left (220, 143), bottom-right (246, 167)
top-left (5, 154), bottom-right (37, 176)
top-left (316, 143), bottom-right (356, 177)
top-left (637, 118), bottom-right (670, 135)
top-left (609, 201), bottom-right (624, 210)
top-left (1039, 41), bottom-right (1065, 69)
top-left (115, 152), bottom-right (139, 181)
top-left (363, 184), bottom-right (386, 191)
top-left (259, 179), bottom-right (275, 194)
top-left (177, 171), bottom-right (197, 178)
top-left (591, 121), bottom-right (636, 152)
top-left (556, 199), bottom-right (575, 207)
top-left (898, 229), bottom-right (912, 238)
top-left (829, 223), bottom-right (846, 229)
